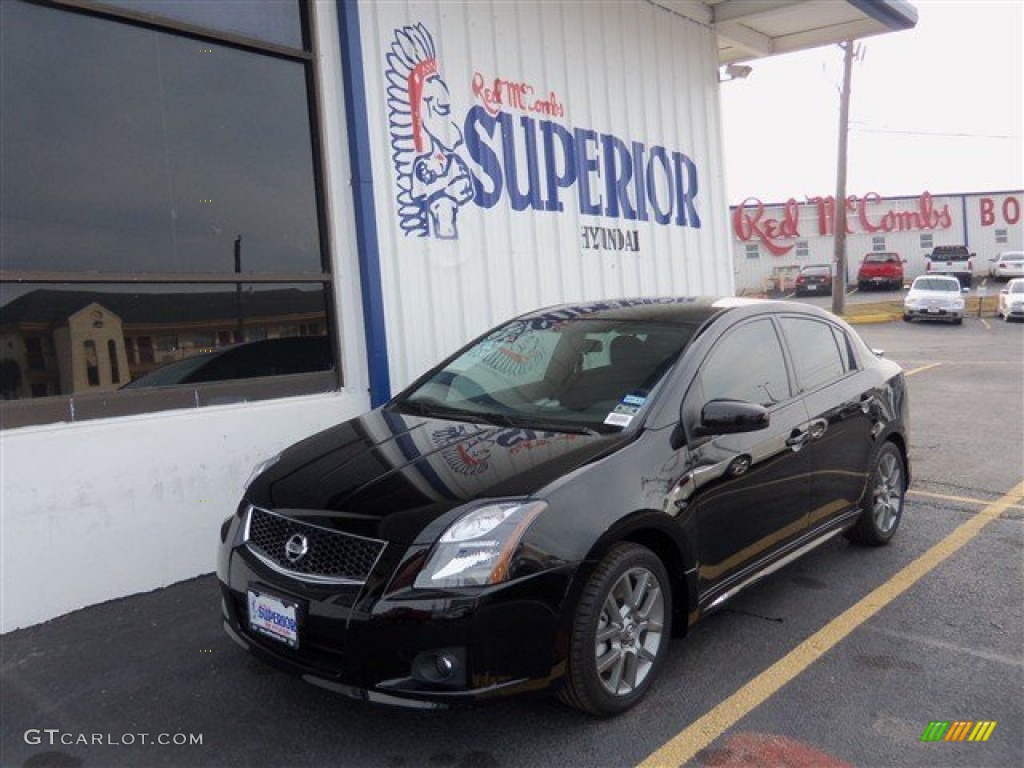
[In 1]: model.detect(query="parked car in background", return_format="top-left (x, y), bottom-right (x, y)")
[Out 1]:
top-left (925, 245), bottom-right (973, 288)
top-left (218, 297), bottom-right (910, 716)
top-left (988, 251), bottom-right (1024, 281)
top-left (123, 336), bottom-right (333, 388)
top-left (997, 278), bottom-right (1024, 322)
top-left (794, 264), bottom-right (833, 296)
top-left (857, 252), bottom-right (904, 291)
top-left (903, 276), bottom-right (965, 324)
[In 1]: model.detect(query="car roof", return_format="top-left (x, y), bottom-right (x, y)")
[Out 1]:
top-left (514, 296), bottom-right (845, 327)
top-left (515, 296), bottom-right (773, 326)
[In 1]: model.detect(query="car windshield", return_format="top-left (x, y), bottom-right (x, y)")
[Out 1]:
top-left (864, 253), bottom-right (896, 263)
top-left (392, 318), bottom-right (696, 432)
top-left (912, 278), bottom-right (959, 292)
top-left (1010, 282), bottom-right (1024, 294)
top-left (803, 267), bottom-right (829, 276)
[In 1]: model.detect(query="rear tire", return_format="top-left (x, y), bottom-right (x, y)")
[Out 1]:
top-left (559, 543), bottom-right (671, 716)
top-left (845, 442), bottom-right (905, 546)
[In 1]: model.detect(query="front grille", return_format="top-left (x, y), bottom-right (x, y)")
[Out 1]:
top-left (244, 506), bottom-right (386, 584)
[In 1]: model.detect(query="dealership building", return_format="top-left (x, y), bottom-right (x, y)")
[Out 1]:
top-left (0, 0), bottom-right (918, 631)
top-left (730, 189), bottom-right (1024, 293)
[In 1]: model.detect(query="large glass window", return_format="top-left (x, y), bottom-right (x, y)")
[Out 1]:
top-left (0, 1), bottom-right (335, 427)
top-left (91, 1), bottom-right (304, 49)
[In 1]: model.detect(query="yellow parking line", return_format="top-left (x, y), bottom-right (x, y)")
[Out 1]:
top-left (637, 480), bottom-right (1024, 768)
top-left (980, 318), bottom-right (991, 330)
top-left (909, 488), bottom-right (1024, 512)
top-left (905, 363), bottom-right (941, 377)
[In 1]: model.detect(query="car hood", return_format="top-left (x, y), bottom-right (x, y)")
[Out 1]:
top-left (907, 289), bottom-right (960, 300)
top-left (246, 407), bottom-right (630, 543)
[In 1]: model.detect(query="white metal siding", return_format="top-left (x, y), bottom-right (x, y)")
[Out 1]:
top-left (964, 192), bottom-right (1024, 262)
top-left (357, 0), bottom-right (733, 390)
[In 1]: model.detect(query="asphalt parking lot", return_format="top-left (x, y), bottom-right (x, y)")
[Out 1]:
top-left (2, 312), bottom-right (1021, 768)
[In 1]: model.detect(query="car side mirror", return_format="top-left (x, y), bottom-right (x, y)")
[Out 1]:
top-left (694, 399), bottom-right (769, 436)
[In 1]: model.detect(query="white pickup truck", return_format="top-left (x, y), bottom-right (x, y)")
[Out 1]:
top-left (925, 245), bottom-right (974, 288)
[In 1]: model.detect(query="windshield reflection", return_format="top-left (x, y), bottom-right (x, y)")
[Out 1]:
top-left (392, 318), bottom-right (696, 432)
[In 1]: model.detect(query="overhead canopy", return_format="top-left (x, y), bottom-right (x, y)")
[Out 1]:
top-left (656, 0), bottom-right (918, 64)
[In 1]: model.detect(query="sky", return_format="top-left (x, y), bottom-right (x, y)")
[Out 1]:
top-left (719, 0), bottom-right (1024, 204)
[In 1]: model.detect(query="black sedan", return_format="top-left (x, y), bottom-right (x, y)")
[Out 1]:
top-left (794, 265), bottom-right (834, 296)
top-left (217, 297), bottom-right (909, 716)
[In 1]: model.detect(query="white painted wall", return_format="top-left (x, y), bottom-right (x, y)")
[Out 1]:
top-left (358, 0), bottom-right (735, 390)
top-left (0, 392), bottom-right (368, 633)
top-left (964, 191), bottom-right (1024, 264)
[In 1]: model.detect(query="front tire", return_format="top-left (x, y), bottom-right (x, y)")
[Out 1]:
top-left (559, 543), bottom-right (671, 716)
top-left (845, 442), bottom-right (905, 546)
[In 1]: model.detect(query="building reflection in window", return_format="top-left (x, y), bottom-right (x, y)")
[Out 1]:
top-left (0, 284), bottom-right (334, 399)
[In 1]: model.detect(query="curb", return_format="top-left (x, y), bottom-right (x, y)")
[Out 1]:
top-left (844, 313), bottom-right (902, 325)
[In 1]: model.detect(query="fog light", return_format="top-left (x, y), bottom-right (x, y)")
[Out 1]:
top-left (435, 653), bottom-right (456, 678)
top-left (412, 648), bottom-right (466, 686)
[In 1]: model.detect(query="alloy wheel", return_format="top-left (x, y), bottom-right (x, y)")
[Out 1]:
top-left (594, 566), bottom-right (665, 697)
top-left (872, 451), bottom-right (903, 534)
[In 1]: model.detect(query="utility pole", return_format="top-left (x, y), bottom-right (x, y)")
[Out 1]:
top-left (831, 40), bottom-right (855, 316)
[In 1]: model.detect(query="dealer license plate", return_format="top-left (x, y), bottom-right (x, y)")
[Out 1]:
top-left (807, 285), bottom-right (818, 291)
top-left (248, 589), bottom-right (300, 648)
top-left (926, 307), bottom-right (940, 314)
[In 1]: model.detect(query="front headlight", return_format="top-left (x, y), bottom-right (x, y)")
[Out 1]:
top-left (952, 298), bottom-right (965, 309)
top-left (243, 452), bottom-right (281, 491)
top-left (904, 298), bottom-right (917, 308)
top-left (414, 500), bottom-right (547, 588)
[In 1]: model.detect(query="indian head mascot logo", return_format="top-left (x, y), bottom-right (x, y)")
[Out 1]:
top-left (385, 24), bottom-right (473, 240)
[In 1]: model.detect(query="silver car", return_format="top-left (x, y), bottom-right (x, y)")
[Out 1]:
top-left (989, 251), bottom-right (1024, 281)
top-left (998, 278), bottom-right (1024, 322)
top-left (903, 275), bottom-right (965, 324)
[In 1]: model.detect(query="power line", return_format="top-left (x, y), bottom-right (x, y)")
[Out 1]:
top-left (850, 124), bottom-right (1020, 140)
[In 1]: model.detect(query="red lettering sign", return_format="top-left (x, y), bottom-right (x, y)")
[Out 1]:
top-left (735, 191), bottom-right (954, 253)
top-left (980, 197), bottom-right (996, 226)
top-left (1004, 197), bottom-right (1020, 225)
top-left (732, 198), bottom-right (800, 255)
top-left (472, 72), bottom-right (565, 118)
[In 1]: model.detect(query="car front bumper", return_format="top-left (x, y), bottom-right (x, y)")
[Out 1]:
top-left (904, 305), bottom-right (963, 321)
top-left (217, 520), bottom-right (576, 707)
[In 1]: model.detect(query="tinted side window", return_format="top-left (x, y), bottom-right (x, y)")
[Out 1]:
top-left (780, 317), bottom-right (847, 392)
top-left (700, 319), bottom-right (791, 407)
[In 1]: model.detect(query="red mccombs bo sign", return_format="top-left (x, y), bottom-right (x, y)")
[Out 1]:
top-left (732, 192), bottom-right (956, 256)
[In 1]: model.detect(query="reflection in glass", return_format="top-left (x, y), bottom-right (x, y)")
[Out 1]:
top-left (0, 284), bottom-right (333, 399)
top-left (2, 1), bottom-right (322, 275)
top-left (91, 0), bottom-right (304, 50)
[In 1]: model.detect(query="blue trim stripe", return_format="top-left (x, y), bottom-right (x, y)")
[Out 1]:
top-left (337, 1), bottom-right (392, 407)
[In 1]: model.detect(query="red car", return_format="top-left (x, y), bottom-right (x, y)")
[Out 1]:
top-left (857, 252), bottom-right (905, 291)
